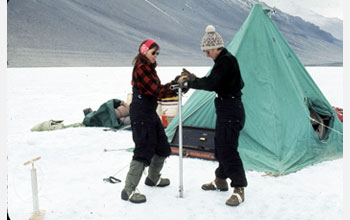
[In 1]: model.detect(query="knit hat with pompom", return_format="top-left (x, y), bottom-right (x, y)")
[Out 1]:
top-left (200, 25), bottom-right (224, 50)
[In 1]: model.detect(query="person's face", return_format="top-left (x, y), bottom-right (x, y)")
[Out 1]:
top-left (203, 49), bottom-right (220, 61)
top-left (145, 48), bottom-right (159, 64)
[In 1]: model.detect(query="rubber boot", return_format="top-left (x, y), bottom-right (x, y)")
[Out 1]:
top-left (121, 160), bottom-right (147, 203)
top-left (201, 177), bottom-right (228, 191)
top-left (226, 187), bottom-right (245, 206)
top-left (144, 155), bottom-right (170, 187)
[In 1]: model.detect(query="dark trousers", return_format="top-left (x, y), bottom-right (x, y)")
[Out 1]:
top-left (129, 92), bottom-right (171, 166)
top-left (214, 97), bottom-right (247, 187)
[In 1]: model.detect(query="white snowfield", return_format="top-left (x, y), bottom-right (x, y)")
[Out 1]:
top-left (7, 67), bottom-right (342, 220)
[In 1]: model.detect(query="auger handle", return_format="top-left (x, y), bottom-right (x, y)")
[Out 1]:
top-left (24, 157), bottom-right (41, 166)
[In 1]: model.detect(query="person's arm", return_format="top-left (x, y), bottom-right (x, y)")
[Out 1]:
top-left (135, 65), bottom-right (177, 98)
top-left (190, 57), bottom-right (232, 91)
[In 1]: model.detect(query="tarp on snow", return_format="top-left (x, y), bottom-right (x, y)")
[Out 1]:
top-left (83, 99), bottom-right (125, 129)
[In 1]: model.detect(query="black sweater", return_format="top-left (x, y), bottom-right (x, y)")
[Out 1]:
top-left (190, 48), bottom-right (244, 97)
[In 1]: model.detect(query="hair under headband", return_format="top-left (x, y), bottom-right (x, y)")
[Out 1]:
top-left (140, 39), bottom-right (156, 55)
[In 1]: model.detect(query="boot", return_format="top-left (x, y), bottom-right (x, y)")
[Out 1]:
top-left (201, 177), bottom-right (228, 191)
top-left (226, 187), bottom-right (245, 206)
top-left (144, 155), bottom-right (170, 187)
top-left (121, 160), bottom-right (147, 203)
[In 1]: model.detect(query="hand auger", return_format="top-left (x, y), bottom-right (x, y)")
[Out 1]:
top-left (170, 79), bottom-right (188, 198)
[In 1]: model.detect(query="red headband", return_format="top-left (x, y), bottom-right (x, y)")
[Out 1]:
top-left (140, 39), bottom-right (156, 55)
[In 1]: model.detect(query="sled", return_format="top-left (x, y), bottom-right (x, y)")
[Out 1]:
top-left (170, 126), bottom-right (215, 160)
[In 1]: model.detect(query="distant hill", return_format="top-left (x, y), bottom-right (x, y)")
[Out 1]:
top-left (7, 0), bottom-right (343, 67)
top-left (260, 1), bottom-right (343, 41)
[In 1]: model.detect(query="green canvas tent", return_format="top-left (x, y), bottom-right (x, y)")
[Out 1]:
top-left (166, 3), bottom-right (343, 175)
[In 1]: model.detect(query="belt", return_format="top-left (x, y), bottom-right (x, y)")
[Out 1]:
top-left (132, 89), bottom-right (157, 102)
top-left (216, 94), bottom-right (236, 99)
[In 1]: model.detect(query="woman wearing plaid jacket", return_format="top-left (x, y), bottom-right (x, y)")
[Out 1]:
top-left (121, 39), bottom-right (178, 204)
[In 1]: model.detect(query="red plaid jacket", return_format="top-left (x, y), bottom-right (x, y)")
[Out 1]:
top-left (132, 64), bottom-right (176, 98)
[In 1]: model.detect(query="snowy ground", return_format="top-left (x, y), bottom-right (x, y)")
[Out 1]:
top-left (7, 67), bottom-right (343, 220)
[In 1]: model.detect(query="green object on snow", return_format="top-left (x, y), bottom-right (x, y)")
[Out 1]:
top-left (83, 99), bottom-right (123, 129)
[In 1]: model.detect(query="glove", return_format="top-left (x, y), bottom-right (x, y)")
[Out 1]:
top-left (171, 75), bottom-right (190, 93)
top-left (170, 74), bottom-right (182, 85)
top-left (177, 76), bottom-right (190, 92)
top-left (176, 80), bottom-right (189, 93)
top-left (181, 68), bottom-right (196, 81)
top-left (177, 75), bottom-right (190, 87)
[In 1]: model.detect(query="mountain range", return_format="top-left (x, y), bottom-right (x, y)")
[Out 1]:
top-left (7, 0), bottom-right (343, 67)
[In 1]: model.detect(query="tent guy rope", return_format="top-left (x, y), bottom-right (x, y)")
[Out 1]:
top-left (309, 117), bottom-right (343, 135)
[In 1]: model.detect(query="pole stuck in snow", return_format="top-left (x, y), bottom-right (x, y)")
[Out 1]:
top-left (24, 156), bottom-right (46, 220)
top-left (178, 86), bottom-right (184, 198)
top-left (171, 83), bottom-right (185, 198)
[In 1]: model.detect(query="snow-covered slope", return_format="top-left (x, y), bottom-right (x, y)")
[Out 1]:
top-left (7, 0), bottom-right (343, 67)
top-left (261, 0), bottom-right (343, 40)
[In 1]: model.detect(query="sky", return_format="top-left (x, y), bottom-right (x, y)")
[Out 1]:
top-left (262, 0), bottom-right (343, 19)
